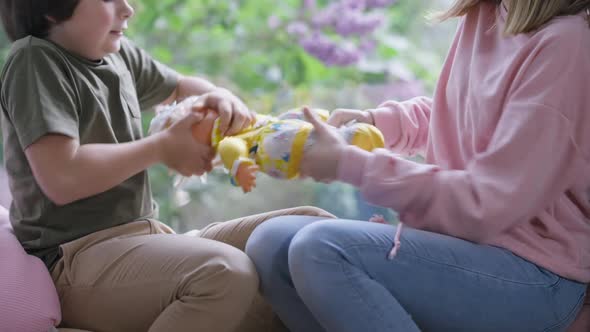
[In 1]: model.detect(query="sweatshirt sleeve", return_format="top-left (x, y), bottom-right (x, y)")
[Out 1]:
top-left (338, 105), bottom-right (581, 242)
top-left (368, 96), bottom-right (432, 157)
top-left (337, 25), bottom-right (589, 242)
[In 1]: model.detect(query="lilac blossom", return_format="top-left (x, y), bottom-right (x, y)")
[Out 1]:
top-left (286, 21), bottom-right (309, 40)
top-left (279, 0), bottom-right (398, 66)
top-left (267, 15), bottom-right (282, 29)
top-left (366, 0), bottom-right (398, 9)
top-left (301, 34), bottom-right (361, 66)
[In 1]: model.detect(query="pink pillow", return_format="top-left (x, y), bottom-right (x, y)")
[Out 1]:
top-left (0, 206), bottom-right (61, 331)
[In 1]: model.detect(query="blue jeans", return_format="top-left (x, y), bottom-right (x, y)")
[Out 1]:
top-left (245, 217), bottom-right (587, 332)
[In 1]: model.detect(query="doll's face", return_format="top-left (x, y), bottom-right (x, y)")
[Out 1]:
top-left (191, 110), bottom-right (219, 146)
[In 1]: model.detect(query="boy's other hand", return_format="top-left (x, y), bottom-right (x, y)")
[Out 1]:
top-left (157, 111), bottom-right (215, 177)
top-left (193, 88), bottom-right (256, 136)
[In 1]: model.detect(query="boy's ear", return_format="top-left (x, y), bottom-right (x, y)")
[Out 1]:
top-left (45, 15), bottom-right (57, 24)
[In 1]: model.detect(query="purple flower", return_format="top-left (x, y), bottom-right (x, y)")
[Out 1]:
top-left (333, 10), bottom-right (384, 36)
top-left (365, 0), bottom-right (398, 9)
top-left (286, 21), bottom-right (310, 40)
top-left (359, 37), bottom-right (377, 53)
top-left (267, 15), bottom-right (282, 29)
top-left (303, 0), bottom-right (317, 10)
top-left (300, 33), bottom-right (362, 67)
top-left (278, 0), bottom-right (398, 67)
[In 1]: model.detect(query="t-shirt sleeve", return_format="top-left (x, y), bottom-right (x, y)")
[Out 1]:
top-left (118, 38), bottom-right (179, 110)
top-left (1, 46), bottom-right (80, 149)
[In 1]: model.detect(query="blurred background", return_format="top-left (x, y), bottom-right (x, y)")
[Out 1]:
top-left (0, 0), bottom-right (456, 231)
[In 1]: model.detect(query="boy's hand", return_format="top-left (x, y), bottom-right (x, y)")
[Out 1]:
top-left (328, 108), bottom-right (374, 127)
top-left (192, 88), bottom-right (256, 136)
top-left (157, 111), bottom-right (215, 177)
top-left (300, 107), bottom-right (347, 183)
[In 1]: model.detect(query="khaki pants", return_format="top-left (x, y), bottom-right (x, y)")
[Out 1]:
top-left (51, 206), bottom-right (335, 332)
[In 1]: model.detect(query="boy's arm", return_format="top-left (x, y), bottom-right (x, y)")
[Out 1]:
top-left (25, 135), bottom-right (162, 206)
top-left (24, 112), bottom-right (208, 206)
top-left (160, 75), bottom-right (217, 105)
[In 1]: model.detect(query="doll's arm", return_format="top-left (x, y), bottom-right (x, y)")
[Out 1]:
top-left (218, 137), bottom-right (259, 192)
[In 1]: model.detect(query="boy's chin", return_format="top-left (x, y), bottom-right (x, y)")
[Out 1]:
top-left (103, 42), bottom-right (122, 55)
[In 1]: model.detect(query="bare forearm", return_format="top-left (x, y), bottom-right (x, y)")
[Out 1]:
top-left (46, 135), bottom-right (163, 205)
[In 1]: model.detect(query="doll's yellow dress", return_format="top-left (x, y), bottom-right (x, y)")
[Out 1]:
top-left (149, 99), bottom-right (385, 189)
top-left (211, 108), bottom-right (385, 187)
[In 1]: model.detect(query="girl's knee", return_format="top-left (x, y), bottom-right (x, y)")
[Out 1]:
top-left (245, 216), bottom-right (313, 264)
top-left (288, 220), bottom-right (340, 267)
top-left (245, 220), bottom-right (291, 281)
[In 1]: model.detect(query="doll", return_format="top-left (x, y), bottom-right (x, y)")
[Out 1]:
top-left (149, 96), bottom-right (385, 192)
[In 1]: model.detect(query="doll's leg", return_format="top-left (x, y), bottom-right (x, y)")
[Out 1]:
top-left (338, 122), bottom-right (385, 151)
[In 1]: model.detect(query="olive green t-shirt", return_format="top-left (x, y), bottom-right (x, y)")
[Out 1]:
top-left (0, 36), bottom-right (179, 269)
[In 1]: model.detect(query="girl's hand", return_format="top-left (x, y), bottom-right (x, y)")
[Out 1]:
top-left (157, 111), bottom-right (215, 177)
top-left (328, 108), bottom-right (374, 127)
top-left (192, 88), bottom-right (256, 136)
top-left (300, 107), bottom-right (348, 183)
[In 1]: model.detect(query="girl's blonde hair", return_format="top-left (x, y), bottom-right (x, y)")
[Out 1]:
top-left (437, 0), bottom-right (590, 34)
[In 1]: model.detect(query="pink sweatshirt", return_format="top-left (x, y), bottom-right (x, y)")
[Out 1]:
top-left (337, 2), bottom-right (590, 283)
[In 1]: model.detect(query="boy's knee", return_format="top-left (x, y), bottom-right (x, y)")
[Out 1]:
top-left (218, 252), bottom-right (259, 302)
top-left (186, 248), bottom-right (259, 306)
top-left (293, 205), bottom-right (335, 218)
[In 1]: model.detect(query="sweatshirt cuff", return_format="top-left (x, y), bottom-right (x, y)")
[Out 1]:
top-left (337, 146), bottom-right (372, 187)
top-left (369, 106), bottom-right (396, 129)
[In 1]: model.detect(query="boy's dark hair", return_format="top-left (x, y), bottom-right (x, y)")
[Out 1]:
top-left (0, 0), bottom-right (80, 42)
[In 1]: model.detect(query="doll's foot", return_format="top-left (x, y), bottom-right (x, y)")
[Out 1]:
top-left (236, 164), bottom-right (259, 193)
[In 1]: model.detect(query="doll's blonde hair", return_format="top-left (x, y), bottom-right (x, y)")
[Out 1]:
top-left (436, 0), bottom-right (590, 34)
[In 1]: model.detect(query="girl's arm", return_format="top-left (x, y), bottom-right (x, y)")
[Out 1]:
top-left (368, 96), bottom-right (432, 157)
top-left (339, 104), bottom-right (580, 242)
top-left (337, 28), bottom-right (590, 241)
